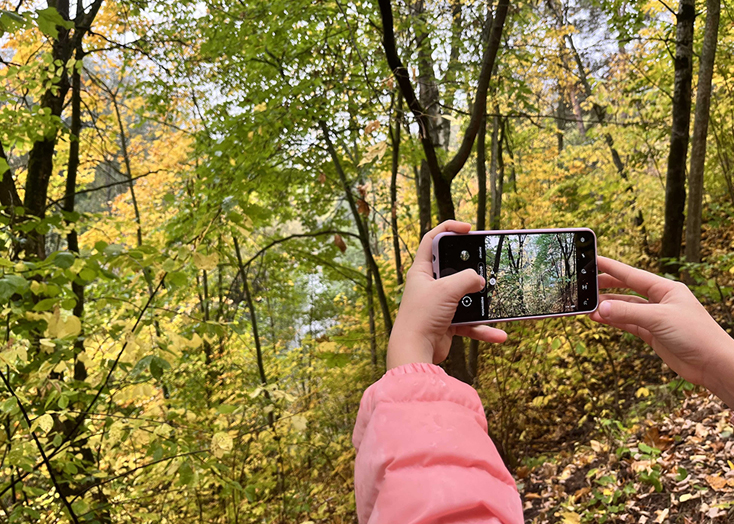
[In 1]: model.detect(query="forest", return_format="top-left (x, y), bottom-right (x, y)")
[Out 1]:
top-left (0, 0), bottom-right (733, 522)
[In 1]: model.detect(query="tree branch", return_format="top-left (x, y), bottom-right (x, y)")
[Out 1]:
top-left (443, 0), bottom-right (509, 181)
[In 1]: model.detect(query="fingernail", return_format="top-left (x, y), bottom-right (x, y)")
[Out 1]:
top-left (599, 302), bottom-right (611, 318)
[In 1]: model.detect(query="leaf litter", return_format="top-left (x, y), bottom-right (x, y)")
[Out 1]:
top-left (519, 392), bottom-right (734, 522)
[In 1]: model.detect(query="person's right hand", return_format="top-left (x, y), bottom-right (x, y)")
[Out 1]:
top-left (589, 256), bottom-right (734, 406)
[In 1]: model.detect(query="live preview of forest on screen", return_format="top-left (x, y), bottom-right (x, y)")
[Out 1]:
top-left (0, 0), bottom-right (733, 522)
top-left (485, 233), bottom-right (577, 319)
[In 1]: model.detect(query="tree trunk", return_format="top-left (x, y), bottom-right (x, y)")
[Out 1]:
top-left (390, 94), bottom-right (404, 283)
top-left (489, 113), bottom-right (504, 230)
top-left (320, 122), bottom-right (393, 336)
top-left (685, 0), bottom-right (720, 265)
top-left (555, 92), bottom-right (565, 153)
top-left (366, 266), bottom-right (378, 370)
top-left (64, 41), bottom-right (86, 381)
top-left (661, 0), bottom-right (695, 273)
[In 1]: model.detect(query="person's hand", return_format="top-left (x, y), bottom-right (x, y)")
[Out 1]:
top-left (387, 221), bottom-right (507, 370)
top-left (590, 256), bottom-right (734, 406)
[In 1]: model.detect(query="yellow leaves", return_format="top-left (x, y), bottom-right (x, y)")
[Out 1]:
top-left (211, 432), bottom-right (234, 458)
top-left (31, 414), bottom-right (53, 434)
top-left (291, 415), bottom-right (307, 432)
top-left (635, 386), bottom-right (650, 398)
top-left (45, 308), bottom-right (81, 339)
top-left (193, 252), bottom-right (219, 271)
top-left (558, 510), bottom-right (581, 524)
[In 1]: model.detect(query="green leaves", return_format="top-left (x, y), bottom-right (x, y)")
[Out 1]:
top-left (35, 7), bottom-right (74, 38)
top-left (131, 355), bottom-right (172, 380)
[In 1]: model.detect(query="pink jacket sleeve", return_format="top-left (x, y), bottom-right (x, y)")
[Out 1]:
top-left (352, 362), bottom-right (523, 524)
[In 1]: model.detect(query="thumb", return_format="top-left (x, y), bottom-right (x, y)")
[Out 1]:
top-left (597, 300), bottom-right (660, 331)
top-left (440, 268), bottom-right (485, 302)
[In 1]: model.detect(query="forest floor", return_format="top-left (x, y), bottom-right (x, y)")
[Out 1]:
top-left (519, 391), bottom-right (734, 523)
top-left (517, 216), bottom-right (734, 523)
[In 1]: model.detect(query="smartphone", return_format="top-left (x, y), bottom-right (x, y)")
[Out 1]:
top-left (432, 228), bottom-right (598, 325)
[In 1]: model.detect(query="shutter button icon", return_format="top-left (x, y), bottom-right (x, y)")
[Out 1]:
top-left (461, 296), bottom-right (472, 307)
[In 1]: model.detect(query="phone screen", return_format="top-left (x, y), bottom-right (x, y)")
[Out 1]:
top-left (437, 231), bottom-right (597, 323)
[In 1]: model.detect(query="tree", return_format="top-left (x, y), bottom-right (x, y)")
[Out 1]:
top-left (685, 0), bottom-right (721, 264)
top-left (661, 0), bottom-right (696, 272)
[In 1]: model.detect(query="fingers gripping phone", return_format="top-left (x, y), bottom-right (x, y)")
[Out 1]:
top-left (432, 229), bottom-right (598, 325)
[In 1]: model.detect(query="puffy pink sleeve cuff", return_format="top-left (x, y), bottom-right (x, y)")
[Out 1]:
top-left (353, 362), bottom-right (523, 524)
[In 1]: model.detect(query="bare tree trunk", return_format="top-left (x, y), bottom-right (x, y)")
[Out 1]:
top-left (661, 0), bottom-right (695, 273)
top-left (366, 266), bottom-right (377, 370)
top-left (491, 117), bottom-right (506, 230)
top-left (685, 0), bottom-right (720, 265)
top-left (569, 85), bottom-right (586, 135)
top-left (489, 113), bottom-right (504, 230)
top-left (555, 92), bottom-right (565, 153)
top-left (390, 94), bottom-right (404, 284)
top-left (64, 39), bottom-right (85, 376)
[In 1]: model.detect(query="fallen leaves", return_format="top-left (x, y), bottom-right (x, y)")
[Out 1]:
top-left (520, 393), bottom-right (734, 523)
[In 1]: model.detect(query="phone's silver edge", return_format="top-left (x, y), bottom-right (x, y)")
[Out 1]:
top-left (430, 228), bottom-right (599, 325)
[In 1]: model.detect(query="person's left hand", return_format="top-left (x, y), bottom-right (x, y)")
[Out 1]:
top-left (387, 221), bottom-right (508, 370)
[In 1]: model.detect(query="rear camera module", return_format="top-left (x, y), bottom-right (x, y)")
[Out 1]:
top-left (460, 250), bottom-right (470, 261)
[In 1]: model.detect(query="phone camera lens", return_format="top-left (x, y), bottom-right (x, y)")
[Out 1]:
top-left (460, 250), bottom-right (470, 261)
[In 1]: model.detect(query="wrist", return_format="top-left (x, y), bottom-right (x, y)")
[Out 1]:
top-left (386, 330), bottom-right (434, 370)
top-left (706, 331), bottom-right (734, 408)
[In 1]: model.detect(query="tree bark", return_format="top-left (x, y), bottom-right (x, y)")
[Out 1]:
top-left (366, 266), bottom-right (377, 370)
top-left (64, 39), bottom-right (86, 381)
top-left (491, 117), bottom-right (505, 230)
top-left (684, 0), bottom-right (720, 265)
top-left (661, 0), bottom-right (696, 273)
top-left (390, 94), bottom-right (404, 284)
top-left (22, 0), bottom-right (103, 260)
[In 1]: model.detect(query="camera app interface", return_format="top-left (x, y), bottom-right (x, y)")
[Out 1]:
top-left (439, 232), bottom-right (595, 323)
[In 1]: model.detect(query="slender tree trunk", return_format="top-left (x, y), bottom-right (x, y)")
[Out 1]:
top-left (555, 92), bottom-right (565, 153)
top-left (320, 122), bottom-right (393, 336)
top-left (476, 116), bottom-right (488, 232)
top-left (64, 42), bottom-right (86, 380)
top-left (564, 33), bottom-right (647, 241)
top-left (390, 94), bottom-right (404, 284)
top-left (685, 0), bottom-right (720, 265)
top-left (661, 0), bottom-right (696, 273)
top-left (489, 113), bottom-right (503, 230)
top-left (569, 85), bottom-right (586, 135)
top-left (366, 266), bottom-right (377, 370)
top-left (491, 118), bottom-right (506, 230)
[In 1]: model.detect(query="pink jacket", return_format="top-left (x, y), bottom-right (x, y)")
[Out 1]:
top-left (353, 363), bottom-right (524, 524)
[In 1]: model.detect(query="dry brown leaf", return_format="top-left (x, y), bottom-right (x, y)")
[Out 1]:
top-left (356, 198), bottom-right (369, 215)
top-left (364, 120), bottom-right (381, 134)
top-left (654, 508), bottom-right (669, 523)
top-left (333, 234), bottom-right (347, 253)
top-left (705, 474), bottom-right (727, 491)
